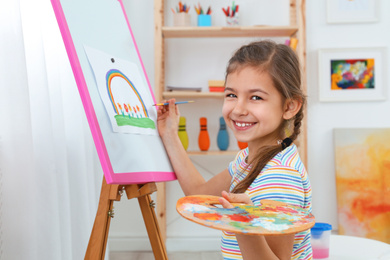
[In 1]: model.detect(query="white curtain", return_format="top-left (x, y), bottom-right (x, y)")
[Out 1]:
top-left (0, 0), bottom-right (103, 259)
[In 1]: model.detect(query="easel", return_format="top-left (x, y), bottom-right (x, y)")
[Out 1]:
top-left (85, 178), bottom-right (168, 260)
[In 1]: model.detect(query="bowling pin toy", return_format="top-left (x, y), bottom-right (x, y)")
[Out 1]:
top-left (237, 141), bottom-right (248, 150)
top-left (178, 116), bottom-right (189, 150)
top-left (217, 116), bottom-right (229, 151)
top-left (198, 117), bottom-right (210, 151)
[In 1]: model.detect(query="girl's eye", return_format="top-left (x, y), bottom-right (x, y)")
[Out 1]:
top-left (251, 96), bottom-right (263, 100)
top-left (225, 93), bottom-right (237, 98)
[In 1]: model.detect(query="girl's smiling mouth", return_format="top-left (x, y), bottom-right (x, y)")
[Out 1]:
top-left (233, 120), bottom-right (256, 129)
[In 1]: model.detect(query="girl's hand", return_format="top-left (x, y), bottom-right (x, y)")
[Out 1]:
top-left (157, 98), bottom-right (180, 141)
top-left (218, 190), bottom-right (253, 209)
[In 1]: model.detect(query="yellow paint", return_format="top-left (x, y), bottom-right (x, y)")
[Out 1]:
top-left (331, 73), bottom-right (342, 90)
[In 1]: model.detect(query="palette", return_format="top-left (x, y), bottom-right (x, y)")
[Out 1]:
top-left (176, 195), bottom-right (315, 235)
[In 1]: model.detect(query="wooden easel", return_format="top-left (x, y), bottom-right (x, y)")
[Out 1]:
top-left (85, 178), bottom-right (168, 260)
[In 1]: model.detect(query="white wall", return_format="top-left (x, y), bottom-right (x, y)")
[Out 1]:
top-left (306, 0), bottom-right (390, 227)
top-left (108, 0), bottom-right (390, 252)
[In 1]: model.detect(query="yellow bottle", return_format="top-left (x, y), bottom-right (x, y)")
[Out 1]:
top-left (178, 116), bottom-right (189, 150)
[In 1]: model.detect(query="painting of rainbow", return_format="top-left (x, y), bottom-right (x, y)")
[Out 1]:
top-left (330, 58), bottom-right (375, 90)
top-left (176, 195), bottom-right (315, 235)
top-left (334, 128), bottom-right (390, 243)
top-left (106, 69), bottom-right (155, 129)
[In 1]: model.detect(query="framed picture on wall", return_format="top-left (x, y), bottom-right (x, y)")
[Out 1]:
top-left (318, 47), bottom-right (386, 102)
top-left (327, 0), bottom-right (379, 24)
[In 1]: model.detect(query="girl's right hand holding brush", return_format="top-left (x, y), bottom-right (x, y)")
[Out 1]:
top-left (157, 98), bottom-right (181, 143)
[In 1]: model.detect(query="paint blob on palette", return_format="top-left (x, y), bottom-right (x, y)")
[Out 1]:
top-left (176, 195), bottom-right (315, 235)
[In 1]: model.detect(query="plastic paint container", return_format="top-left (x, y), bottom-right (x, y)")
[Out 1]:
top-left (311, 222), bottom-right (332, 259)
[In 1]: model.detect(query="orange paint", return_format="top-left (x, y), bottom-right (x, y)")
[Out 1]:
top-left (276, 206), bottom-right (298, 214)
top-left (228, 214), bottom-right (253, 222)
top-left (194, 213), bottom-right (222, 221)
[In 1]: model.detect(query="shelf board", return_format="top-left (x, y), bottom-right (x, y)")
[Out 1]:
top-left (163, 91), bottom-right (224, 98)
top-left (187, 150), bottom-right (238, 156)
top-left (162, 25), bottom-right (298, 38)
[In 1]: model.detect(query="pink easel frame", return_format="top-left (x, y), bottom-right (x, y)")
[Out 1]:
top-left (51, 0), bottom-right (176, 184)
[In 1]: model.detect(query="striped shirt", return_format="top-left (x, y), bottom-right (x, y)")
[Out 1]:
top-left (221, 144), bottom-right (313, 260)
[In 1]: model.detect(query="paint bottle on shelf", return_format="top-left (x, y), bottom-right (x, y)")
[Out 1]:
top-left (198, 117), bottom-right (210, 151)
top-left (178, 116), bottom-right (189, 150)
top-left (217, 116), bottom-right (229, 151)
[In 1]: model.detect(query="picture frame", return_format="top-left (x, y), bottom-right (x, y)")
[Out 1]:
top-left (318, 47), bottom-right (386, 102)
top-left (327, 0), bottom-right (379, 24)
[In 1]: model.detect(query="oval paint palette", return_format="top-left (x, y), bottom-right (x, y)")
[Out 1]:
top-left (176, 195), bottom-right (315, 235)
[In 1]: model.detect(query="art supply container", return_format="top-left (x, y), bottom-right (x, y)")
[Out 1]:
top-left (226, 15), bottom-right (239, 27)
top-left (311, 223), bottom-right (332, 259)
top-left (173, 13), bottom-right (191, 26)
top-left (197, 14), bottom-right (211, 26)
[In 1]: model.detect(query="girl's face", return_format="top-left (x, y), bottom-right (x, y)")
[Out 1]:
top-left (222, 66), bottom-right (287, 150)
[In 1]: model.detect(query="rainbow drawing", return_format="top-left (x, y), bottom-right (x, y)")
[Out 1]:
top-left (105, 69), bottom-right (155, 129)
top-left (106, 69), bottom-right (149, 117)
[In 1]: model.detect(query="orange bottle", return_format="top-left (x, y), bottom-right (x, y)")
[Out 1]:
top-left (198, 117), bottom-right (210, 151)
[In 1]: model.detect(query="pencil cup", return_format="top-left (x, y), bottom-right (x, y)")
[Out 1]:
top-left (197, 14), bottom-right (211, 26)
top-left (174, 13), bottom-right (191, 26)
top-left (226, 15), bottom-right (239, 27)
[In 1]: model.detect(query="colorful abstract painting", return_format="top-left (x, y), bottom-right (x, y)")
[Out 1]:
top-left (330, 59), bottom-right (374, 90)
top-left (176, 195), bottom-right (315, 235)
top-left (334, 128), bottom-right (390, 243)
top-left (319, 48), bottom-right (385, 102)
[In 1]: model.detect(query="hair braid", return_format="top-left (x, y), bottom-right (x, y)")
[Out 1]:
top-left (289, 109), bottom-right (304, 142)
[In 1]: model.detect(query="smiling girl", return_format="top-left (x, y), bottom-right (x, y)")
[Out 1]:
top-left (157, 40), bottom-right (312, 260)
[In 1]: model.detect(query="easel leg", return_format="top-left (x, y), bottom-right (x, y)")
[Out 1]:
top-left (86, 181), bottom-right (168, 260)
top-left (85, 178), bottom-right (121, 260)
top-left (138, 194), bottom-right (168, 260)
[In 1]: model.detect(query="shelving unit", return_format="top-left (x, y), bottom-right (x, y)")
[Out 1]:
top-left (154, 0), bottom-right (307, 242)
top-left (188, 150), bottom-right (238, 156)
top-left (163, 91), bottom-right (224, 98)
top-left (162, 25), bottom-right (298, 38)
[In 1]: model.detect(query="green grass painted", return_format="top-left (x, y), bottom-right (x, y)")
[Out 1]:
top-left (115, 115), bottom-right (156, 129)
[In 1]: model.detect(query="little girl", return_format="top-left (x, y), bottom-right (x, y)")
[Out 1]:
top-left (157, 40), bottom-right (312, 260)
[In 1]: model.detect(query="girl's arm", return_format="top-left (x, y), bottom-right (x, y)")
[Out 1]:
top-left (157, 99), bottom-right (231, 196)
top-left (219, 192), bottom-right (295, 260)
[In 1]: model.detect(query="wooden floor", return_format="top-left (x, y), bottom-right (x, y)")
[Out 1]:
top-left (110, 251), bottom-right (223, 260)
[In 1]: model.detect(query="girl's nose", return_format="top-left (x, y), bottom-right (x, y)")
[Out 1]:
top-left (232, 99), bottom-right (248, 116)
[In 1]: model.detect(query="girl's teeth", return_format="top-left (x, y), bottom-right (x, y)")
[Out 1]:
top-left (236, 122), bottom-right (252, 127)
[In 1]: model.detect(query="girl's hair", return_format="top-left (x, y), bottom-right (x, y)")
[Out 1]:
top-left (226, 40), bottom-right (306, 194)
